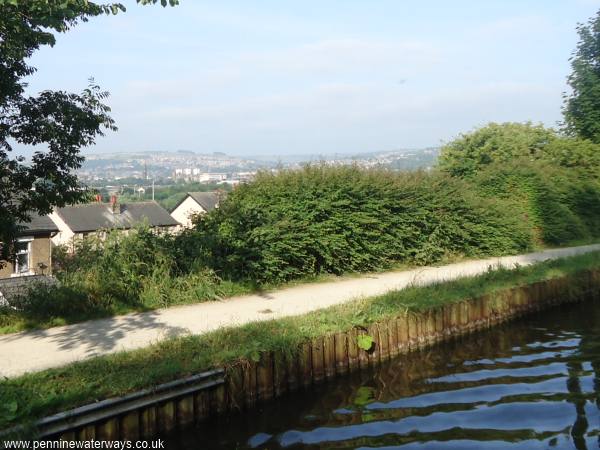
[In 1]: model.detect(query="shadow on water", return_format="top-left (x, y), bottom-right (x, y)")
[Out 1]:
top-left (165, 299), bottom-right (600, 450)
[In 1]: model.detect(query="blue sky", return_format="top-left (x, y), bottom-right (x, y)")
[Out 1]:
top-left (21, 0), bottom-right (600, 156)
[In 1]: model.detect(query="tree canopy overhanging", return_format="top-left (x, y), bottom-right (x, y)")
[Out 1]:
top-left (0, 0), bottom-right (177, 262)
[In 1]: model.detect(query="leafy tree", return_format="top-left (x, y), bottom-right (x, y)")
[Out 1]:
top-left (437, 122), bottom-right (557, 177)
top-left (545, 136), bottom-right (600, 178)
top-left (0, 0), bottom-right (177, 262)
top-left (563, 9), bottom-right (600, 143)
top-left (438, 121), bottom-right (600, 179)
top-left (471, 159), bottom-right (600, 245)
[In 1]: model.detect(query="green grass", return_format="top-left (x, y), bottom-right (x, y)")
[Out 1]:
top-left (1, 251), bottom-right (599, 430)
top-left (2, 238), bottom-right (598, 336)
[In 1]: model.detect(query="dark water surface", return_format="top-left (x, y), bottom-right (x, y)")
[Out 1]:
top-left (166, 300), bottom-right (600, 449)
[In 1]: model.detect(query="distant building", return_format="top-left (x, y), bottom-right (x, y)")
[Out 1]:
top-left (0, 214), bottom-right (58, 279)
top-left (170, 192), bottom-right (221, 228)
top-left (172, 168), bottom-right (230, 183)
top-left (49, 199), bottom-right (180, 250)
top-left (198, 173), bottom-right (227, 183)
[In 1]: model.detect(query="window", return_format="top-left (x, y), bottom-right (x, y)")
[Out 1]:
top-left (13, 237), bottom-right (33, 276)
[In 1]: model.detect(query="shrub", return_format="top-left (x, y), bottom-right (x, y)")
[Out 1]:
top-left (438, 122), bottom-right (557, 177)
top-left (191, 165), bottom-right (533, 283)
top-left (471, 159), bottom-right (600, 245)
top-left (438, 122), bottom-right (600, 179)
top-left (1, 225), bottom-right (250, 331)
top-left (56, 227), bottom-right (236, 310)
top-left (438, 122), bottom-right (600, 246)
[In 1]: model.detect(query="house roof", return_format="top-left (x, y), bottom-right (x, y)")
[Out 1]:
top-left (19, 213), bottom-right (59, 236)
top-left (55, 201), bottom-right (180, 233)
top-left (172, 191), bottom-right (222, 213)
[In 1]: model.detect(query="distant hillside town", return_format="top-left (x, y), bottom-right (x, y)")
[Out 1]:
top-left (78, 148), bottom-right (440, 185)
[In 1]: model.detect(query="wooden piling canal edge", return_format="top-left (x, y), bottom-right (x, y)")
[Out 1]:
top-left (16, 370), bottom-right (225, 441)
top-left (12, 269), bottom-right (600, 442)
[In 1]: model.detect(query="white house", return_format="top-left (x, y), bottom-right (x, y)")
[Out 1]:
top-left (170, 191), bottom-right (221, 228)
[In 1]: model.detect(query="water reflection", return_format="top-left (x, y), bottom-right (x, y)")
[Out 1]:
top-left (165, 300), bottom-right (600, 449)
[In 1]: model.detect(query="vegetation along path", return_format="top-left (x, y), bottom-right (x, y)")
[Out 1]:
top-left (2, 244), bottom-right (599, 378)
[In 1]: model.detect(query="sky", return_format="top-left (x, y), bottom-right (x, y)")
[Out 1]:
top-left (19, 0), bottom-right (600, 157)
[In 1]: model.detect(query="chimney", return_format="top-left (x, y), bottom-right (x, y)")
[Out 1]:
top-left (110, 195), bottom-right (120, 214)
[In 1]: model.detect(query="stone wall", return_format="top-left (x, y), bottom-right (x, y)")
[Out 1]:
top-left (0, 275), bottom-right (57, 305)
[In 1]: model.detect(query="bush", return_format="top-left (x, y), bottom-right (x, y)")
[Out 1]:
top-left (471, 159), bottom-right (600, 245)
top-left (0, 226), bottom-right (242, 331)
top-left (438, 122), bottom-right (600, 179)
top-left (438, 122), bottom-right (600, 246)
top-left (190, 165), bottom-right (533, 283)
top-left (438, 122), bottom-right (557, 177)
top-left (54, 226), bottom-right (235, 310)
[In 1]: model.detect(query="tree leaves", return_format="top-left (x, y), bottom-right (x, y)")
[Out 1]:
top-left (3, 400), bottom-right (18, 419)
top-left (564, 10), bottom-right (600, 142)
top-left (438, 122), bottom-right (559, 178)
top-left (0, 0), bottom-right (175, 262)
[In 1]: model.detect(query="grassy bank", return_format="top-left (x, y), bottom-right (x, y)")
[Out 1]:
top-left (1, 251), bottom-right (599, 430)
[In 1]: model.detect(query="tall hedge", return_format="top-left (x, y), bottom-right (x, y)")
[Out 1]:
top-left (438, 122), bottom-right (600, 179)
top-left (472, 159), bottom-right (600, 245)
top-left (188, 165), bottom-right (532, 283)
top-left (439, 122), bottom-right (600, 246)
top-left (437, 122), bottom-right (556, 177)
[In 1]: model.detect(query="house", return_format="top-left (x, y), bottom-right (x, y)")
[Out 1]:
top-left (0, 214), bottom-right (58, 279)
top-left (170, 191), bottom-right (222, 228)
top-left (49, 198), bottom-right (180, 249)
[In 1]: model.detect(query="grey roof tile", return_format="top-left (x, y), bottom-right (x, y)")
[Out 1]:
top-left (56, 201), bottom-right (179, 233)
top-left (186, 192), bottom-right (221, 212)
top-left (19, 213), bottom-right (59, 235)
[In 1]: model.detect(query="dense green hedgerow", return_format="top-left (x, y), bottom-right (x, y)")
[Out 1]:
top-left (436, 122), bottom-right (600, 246)
top-left (437, 121), bottom-right (600, 179)
top-left (186, 165), bottom-right (533, 283)
top-left (472, 159), bottom-right (600, 245)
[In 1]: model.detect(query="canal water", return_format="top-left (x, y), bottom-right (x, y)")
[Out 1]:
top-left (166, 299), bottom-right (600, 449)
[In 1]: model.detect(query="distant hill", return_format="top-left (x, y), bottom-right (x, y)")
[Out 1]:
top-left (78, 147), bottom-right (440, 183)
